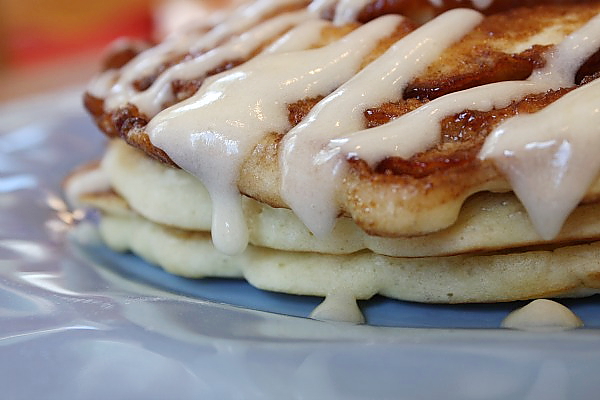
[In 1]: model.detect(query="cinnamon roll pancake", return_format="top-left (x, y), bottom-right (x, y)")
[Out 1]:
top-left (66, 0), bottom-right (600, 321)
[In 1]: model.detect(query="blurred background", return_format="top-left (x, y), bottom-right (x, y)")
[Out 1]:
top-left (0, 0), bottom-right (235, 104)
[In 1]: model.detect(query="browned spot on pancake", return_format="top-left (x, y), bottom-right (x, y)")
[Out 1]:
top-left (287, 96), bottom-right (325, 125)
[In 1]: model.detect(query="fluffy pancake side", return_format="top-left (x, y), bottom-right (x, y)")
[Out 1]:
top-left (90, 140), bottom-right (600, 258)
top-left (73, 168), bottom-right (600, 305)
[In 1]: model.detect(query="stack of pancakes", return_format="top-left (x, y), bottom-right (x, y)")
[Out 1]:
top-left (66, 0), bottom-right (600, 316)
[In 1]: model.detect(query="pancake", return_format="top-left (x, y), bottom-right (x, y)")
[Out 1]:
top-left (66, 0), bottom-right (600, 323)
top-left (87, 139), bottom-right (600, 259)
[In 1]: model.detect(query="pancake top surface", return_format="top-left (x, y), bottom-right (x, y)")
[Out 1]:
top-left (83, 0), bottom-right (600, 248)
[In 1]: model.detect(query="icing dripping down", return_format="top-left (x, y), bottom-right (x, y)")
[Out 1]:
top-left (480, 78), bottom-right (600, 239)
top-left (331, 11), bottom-right (600, 240)
top-left (502, 299), bottom-right (583, 332)
top-left (310, 291), bottom-right (365, 324)
top-left (480, 12), bottom-right (600, 238)
top-left (147, 15), bottom-right (403, 255)
top-left (135, 2), bottom-right (600, 254)
top-left (280, 8), bottom-right (484, 237)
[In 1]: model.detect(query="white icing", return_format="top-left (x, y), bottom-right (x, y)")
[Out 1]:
top-left (432, 0), bottom-right (493, 10)
top-left (88, 0), bottom-right (308, 109)
top-left (99, 0), bottom-right (600, 253)
top-left (309, 0), bottom-right (371, 25)
top-left (336, 81), bottom-right (543, 163)
top-left (187, 0), bottom-right (307, 54)
top-left (331, 11), bottom-right (600, 240)
top-left (480, 78), bottom-right (600, 239)
top-left (262, 19), bottom-right (333, 54)
top-left (132, 10), bottom-right (313, 116)
top-left (480, 13), bottom-right (600, 239)
top-left (471, 0), bottom-right (493, 10)
top-left (501, 299), bottom-right (583, 332)
top-left (153, 0), bottom-right (225, 38)
top-left (308, 0), bottom-right (337, 17)
top-left (343, 10), bottom-right (600, 171)
top-left (530, 11), bottom-right (600, 87)
top-left (147, 15), bottom-right (403, 255)
top-left (88, 29), bottom-right (203, 105)
top-left (281, 9), bottom-right (483, 236)
top-left (310, 292), bottom-right (365, 324)
top-left (332, 0), bottom-right (372, 25)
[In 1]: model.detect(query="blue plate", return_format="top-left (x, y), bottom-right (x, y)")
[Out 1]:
top-left (3, 89), bottom-right (600, 400)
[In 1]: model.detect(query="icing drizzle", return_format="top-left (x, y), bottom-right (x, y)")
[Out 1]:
top-left (90, 1), bottom-right (600, 254)
top-left (480, 12), bottom-right (600, 238)
top-left (480, 78), bottom-right (600, 239)
top-left (147, 14), bottom-right (403, 254)
top-left (281, 8), bottom-right (483, 236)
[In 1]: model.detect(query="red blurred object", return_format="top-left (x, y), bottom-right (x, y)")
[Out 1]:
top-left (1, 0), bottom-right (155, 68)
